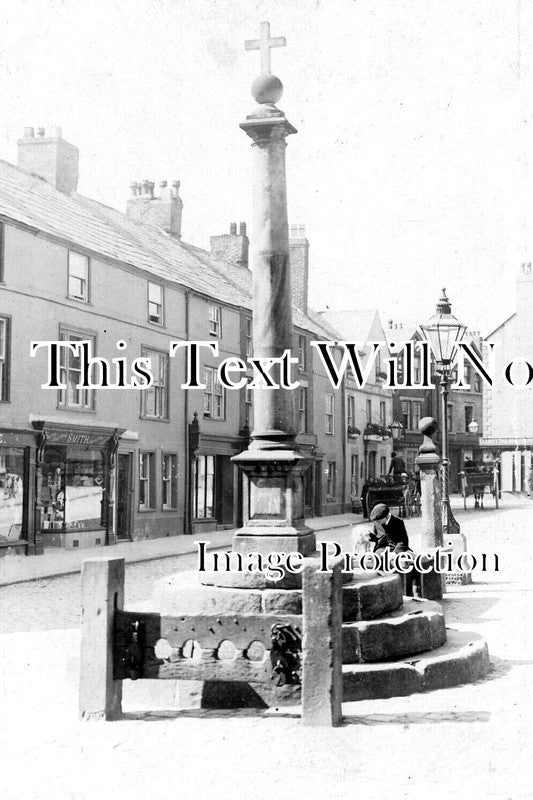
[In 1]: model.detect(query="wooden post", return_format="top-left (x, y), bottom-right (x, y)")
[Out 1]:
top-left (79, 557), bottom-right (124, 720)
top-left (302, 556), bottom-right (343, 727)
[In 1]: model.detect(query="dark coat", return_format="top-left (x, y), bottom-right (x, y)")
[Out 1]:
top-left (370, 514), bottom-right (410, 552)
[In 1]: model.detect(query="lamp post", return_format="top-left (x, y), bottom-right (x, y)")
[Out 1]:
top-left (420, 288), bottom-right (467, 537)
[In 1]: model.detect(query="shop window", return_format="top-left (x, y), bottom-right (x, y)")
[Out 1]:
top-left (193, 454), bottom-right (215, 519)
top-left (148, 282), bottom-right (164, 325)
top-left (40, 447), bottom-right (105, 531)
top-left (299, 386), bottom-right (308, 433)
top-left (0, 446), bottom-right (24, 540)
top-left (142, 349), bottom-right (169, 420)
top-left (67, 251), bottom-right (89, 302)
top-left (474, 374), bottom-right (481, 393)
top-left (139, 452), bottom-right (155, 510)
top-left (209, 305), bottom-right (221, 337)
top-left (58, 329), bottom-right (95, 410)
top-left (204, 366), bottom-right (225, 419)
top-left (0, 316), bottom-right (10, 402)
top-left (380, 456), bottom-right (387, 476)
top-left (161, 453), bottom-right (177, 509)
top-left (325, 393), bottom-right (334, 434)
top-left (326, 461), bottom-right (336, 500)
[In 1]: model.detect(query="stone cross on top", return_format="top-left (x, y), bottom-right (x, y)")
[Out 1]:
top-left (245, 21), bottom-right (286, 74)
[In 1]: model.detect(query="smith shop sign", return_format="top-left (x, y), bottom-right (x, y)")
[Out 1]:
top-left (48, 431), bottom-right (112, 447)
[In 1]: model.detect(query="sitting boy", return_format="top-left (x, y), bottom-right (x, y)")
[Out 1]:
top-left (368, 503), bottom-right (419, 596)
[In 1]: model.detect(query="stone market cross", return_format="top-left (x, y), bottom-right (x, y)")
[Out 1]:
top-left (245, 21), bottom-right (286, 74)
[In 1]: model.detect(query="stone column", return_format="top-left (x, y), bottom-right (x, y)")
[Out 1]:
top-left (416, 417), bottom-right (443, 549)
top-left (230, 73), bottom-right (315, 564)
top-left (415, 417), bottom-right (444, 600)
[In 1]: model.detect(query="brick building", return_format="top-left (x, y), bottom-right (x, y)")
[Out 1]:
top-left (0, 127), bottom-right (375, 555)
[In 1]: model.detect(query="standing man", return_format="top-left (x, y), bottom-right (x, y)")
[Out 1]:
top-left (388, 451), bottom-right (406, 477)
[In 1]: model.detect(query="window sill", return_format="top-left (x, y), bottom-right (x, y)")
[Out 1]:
top-left (162, 506), bottom-right (178, 512)
top-left (138, 507), bottom-right (156, 514)
top-left (148, 320), bottom-right (165, 328)
top-left (57, 405), bottom-right (97, 414)
top-left (140, 415), bottom-right (170, 423)
top-left (66, 296), bottom-right (91, 306)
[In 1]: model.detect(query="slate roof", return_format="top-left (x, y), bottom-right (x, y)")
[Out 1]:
top-left (0, 157), bottom-right (336, 339)
top-left (317, 309), bottom-right (380, 343)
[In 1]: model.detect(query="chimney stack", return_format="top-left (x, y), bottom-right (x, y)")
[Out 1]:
top-left (289, 223), bottom-right (309, 314)
top-left (210, 222), bottom-right (249, 268)
top-left (17, 126), bottom-right (79, 195)
top-left (126, 179), bottom-right (183, 238)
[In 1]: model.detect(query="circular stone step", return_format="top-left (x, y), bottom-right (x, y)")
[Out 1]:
top-left (342, 598), bottom-right (446, 664)
top-left (152, 570), bottom-right (403, 620)
top-left (342, 628), bottom-right (490, 702)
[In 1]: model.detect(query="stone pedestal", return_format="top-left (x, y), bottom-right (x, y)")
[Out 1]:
top-left (415, 418), bottom-right (444, 601)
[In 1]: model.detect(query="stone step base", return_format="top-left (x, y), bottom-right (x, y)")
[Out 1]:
top-left (152, 570), bottom-right (403, 622)
top-left (342, 628), bottom-right (490, 702)
top-left (343, 597), bottom-right (446, 664)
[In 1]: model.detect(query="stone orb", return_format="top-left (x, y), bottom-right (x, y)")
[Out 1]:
top-left (419, 416), bottom-right (438, 437)
top-left (251, 73), bottom-right (283, 105)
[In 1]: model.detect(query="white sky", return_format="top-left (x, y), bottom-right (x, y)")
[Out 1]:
top-left (0, 0), bottom-right (530, 334)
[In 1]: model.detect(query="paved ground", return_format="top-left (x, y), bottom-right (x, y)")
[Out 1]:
top-left (0, 512), bottom-right (362, 587)
top-left (0, 496), bottom-right (532, 800)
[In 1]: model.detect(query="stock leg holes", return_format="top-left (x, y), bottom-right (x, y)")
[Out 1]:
top-left (154, 638), bottom-right (172, 660)
top-left (245, 641), bottom-right (266, 662)
top-left (217, 640), bottom-right (237, 661)
top-left (181, 639), bottom-right (202, 660)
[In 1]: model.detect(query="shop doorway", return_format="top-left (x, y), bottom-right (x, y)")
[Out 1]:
top-left (116, 453), bottom-right (132, 540)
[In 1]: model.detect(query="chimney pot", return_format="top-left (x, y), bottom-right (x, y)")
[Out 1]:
top-left (290, 224), bottom-right (297, 237)
top-left (36, 127), bottom-right (45, 138)
top-left (230, 222), bottom-right (237, 235)
top-left (239, 221), bottom-right (246, 235)
top-left (388, 319), bottom-right (393, 329)
top-left (23, 127), bottom-right (35, 138)
top-left (160, 180), bottom-right (167, 188)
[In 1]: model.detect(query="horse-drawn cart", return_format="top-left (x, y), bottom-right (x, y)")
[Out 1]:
top-left (460, 465), bottom-right (499, 509)
top-left (365, 476), bottom-right (420, 519)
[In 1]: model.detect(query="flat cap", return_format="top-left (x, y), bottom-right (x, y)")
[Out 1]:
top-left (370, 503), bottom-right (390, 521)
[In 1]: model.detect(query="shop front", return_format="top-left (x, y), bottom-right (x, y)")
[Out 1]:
top-left (31, 421), bottom-right (125, 551)
top-left (0, 428), bottom-right (36, 555)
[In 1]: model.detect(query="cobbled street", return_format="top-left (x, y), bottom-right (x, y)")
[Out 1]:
top-left (0, 549), bottom-right (222, 633)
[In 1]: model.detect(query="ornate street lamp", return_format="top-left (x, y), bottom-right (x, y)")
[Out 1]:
top-left (390, 420), bottom-right (404, 442)
top-left (468, 419), bottom-right (479, 435)
top-left (420, 288), bottom-right (467, 536)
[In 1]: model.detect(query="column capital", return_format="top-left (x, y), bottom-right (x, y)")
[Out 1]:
top-left (240, 109), bottom-right (297, 144)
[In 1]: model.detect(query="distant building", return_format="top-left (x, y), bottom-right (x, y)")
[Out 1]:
top-left (384, 321), bottom-right (484, 492)
top-left (481, 263), bottom-right (533, 491)
top-left (318, 309), bottom-right (394, 503)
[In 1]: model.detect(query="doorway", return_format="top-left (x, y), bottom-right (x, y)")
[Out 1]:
top-left (116, 453), bottom-right (132, 540)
